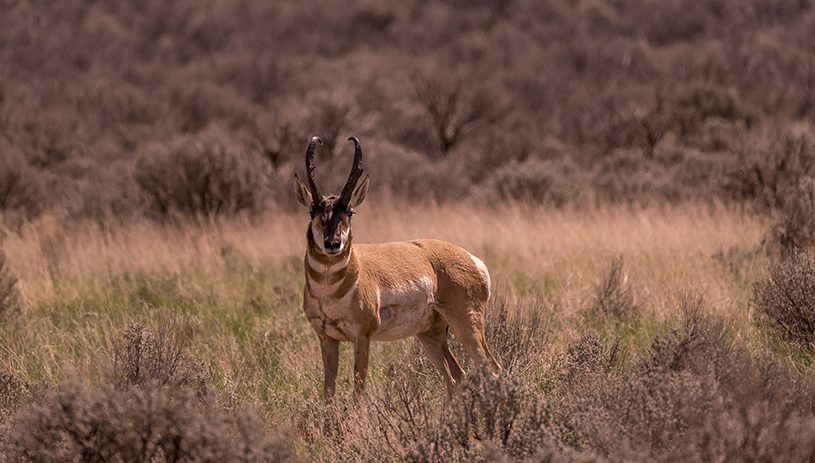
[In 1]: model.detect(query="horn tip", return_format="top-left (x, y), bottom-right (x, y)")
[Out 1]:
top-left (348, 136), bottom-right (360, 144)
top-left (311, 136), bottom-right (323, 145)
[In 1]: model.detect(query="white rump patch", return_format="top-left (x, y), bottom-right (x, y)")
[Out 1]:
top-left (469, 252), bottom-right (491, 300)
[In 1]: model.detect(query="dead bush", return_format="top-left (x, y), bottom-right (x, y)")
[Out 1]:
top-left (5, 380), bottom-right (294, 463)
top-left (112, 322), bottom-right (210, 396)
top-left (754, 250), bottom-right (815, 350)
top-left (590, 256), bottom-right (638, 320)
top-left (412, 70), bottom-right (499, 157)
top-left (135, 136), bottom-right (268, 220)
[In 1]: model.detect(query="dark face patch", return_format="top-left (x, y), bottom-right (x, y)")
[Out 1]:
top-left (310, 196), bottom-right (353, 254)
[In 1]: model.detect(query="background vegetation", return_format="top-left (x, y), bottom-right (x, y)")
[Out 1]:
top-left (2, 0), bottom-right (815, 461)
top-left (2, 0), bottom-right (815, 223)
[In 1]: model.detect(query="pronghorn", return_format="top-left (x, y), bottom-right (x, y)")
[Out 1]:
top-left (294, 135), bottom-right (501, 402)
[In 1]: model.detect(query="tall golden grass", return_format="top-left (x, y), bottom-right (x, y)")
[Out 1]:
top-left (2, 201), bottom-right (766, 378)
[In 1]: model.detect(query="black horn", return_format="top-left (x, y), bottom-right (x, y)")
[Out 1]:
top-left (339, 136), bottom-right (364, 207)
top-left (306, 136), bottom-right (323, 201)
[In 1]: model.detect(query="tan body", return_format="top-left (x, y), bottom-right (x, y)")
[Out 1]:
top-left (294, 136), bottom-right (501, 401)
top-left (303, 235), bottom-right (500, 400)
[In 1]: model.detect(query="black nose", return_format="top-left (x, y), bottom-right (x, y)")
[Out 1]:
top-left (324, 240), bottom-right (340, 252)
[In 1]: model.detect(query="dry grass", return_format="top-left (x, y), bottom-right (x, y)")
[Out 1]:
top-left (2, 201), bottom-right (767, 377)
top-left (0, 201), bottom-right (776, 460)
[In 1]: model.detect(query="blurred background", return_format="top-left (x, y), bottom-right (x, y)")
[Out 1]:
top-left (1, 0), bottom-right (814, 227)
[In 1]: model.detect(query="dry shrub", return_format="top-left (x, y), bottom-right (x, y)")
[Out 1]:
top-left (672, 82), bottom-right (759, 139)
top-left (726, 136), bottom-right (815, 256)
top-left (698, 117), bottom-right (746, 152)
top-left (754, 250), bottom-right (815, 350)
top-left (591, 149), bottom-right (668, 203)
top-left (367, 365), bottom-right (567, 463)
top-left (658, 146), bottom-right (726, 202)
top-left (113, 322), bottom-right (210, 396)
top-left (726, 135), bottom-right (815, 212)
top-left (484, 294), bottom-right (550, 374)
top-left (288, 293), bottom-right (815, 462)
top-left (766, 178), bottom-right (815, 258)
top-left (370, 141), bottom-right (476, 203)
top-left (556, 294), bottom-right (815, 462)
top-left (2, 321), bottom-right (294, 462)
top-left (0, 250), bottom-right (20, 321)
top-left (441, 366), bottom-right (556, 461)
top-left (135, 135), bottom-right (268, 220)
top-left (0, 370), bottom-right (36, 430)
top-left (305, 90), bottom-right (362, 159)
top-left (489, 157), bottom-right (586, 207)
top-left (0, 151), bottom-right (45, 227)
top-left (5, 380), bottom-right (294, 463)
top-left (590, 256), bottom-right (638, 320)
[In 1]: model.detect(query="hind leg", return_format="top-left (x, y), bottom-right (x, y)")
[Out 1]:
top-left (416, 317), bottom-right (464, 401)
top-left (439, 302), bottom-right (502, 376)
top-left (442, 328), bottom-right (465, 384)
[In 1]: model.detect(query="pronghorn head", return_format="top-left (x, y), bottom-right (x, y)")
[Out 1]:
top-left (295, 136), bottom-right (370, 256)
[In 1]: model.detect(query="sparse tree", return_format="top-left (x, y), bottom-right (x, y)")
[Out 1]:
top-left (413, 72), bottom-right (496, 157)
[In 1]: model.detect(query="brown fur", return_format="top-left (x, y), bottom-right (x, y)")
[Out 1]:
top-left (302, 232), bottom-right (502, 402)
top-left (295, 136), bottom-right (500, 402)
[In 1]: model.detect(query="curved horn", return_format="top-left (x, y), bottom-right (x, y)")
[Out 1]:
top-left (339, 136), bottom-right (364, 207)
top-left (305, 136), bottom-right (323, 201)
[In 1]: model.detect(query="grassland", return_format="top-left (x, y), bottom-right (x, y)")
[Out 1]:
top-left (3, 201), bottom-right (795, 461)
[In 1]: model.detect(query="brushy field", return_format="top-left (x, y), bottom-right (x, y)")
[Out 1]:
top-left (5, 201), bottom-right (814, 462)
top-left (5, 0), bottom-right (815, 460)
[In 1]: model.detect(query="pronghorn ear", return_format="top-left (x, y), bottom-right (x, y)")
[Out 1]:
top-left (294, 174), bottom-right (312, 207)
top-left (350, 175), bottom-right (370, 207)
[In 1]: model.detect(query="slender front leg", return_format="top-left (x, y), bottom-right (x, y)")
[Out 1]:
top-left (320, 335), bottom-right (340, 402)
top-left (352, 336), bottom-right (371, 402)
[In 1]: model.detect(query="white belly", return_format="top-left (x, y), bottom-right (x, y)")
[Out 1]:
top-left (372, 276), bottom-right (437, 341)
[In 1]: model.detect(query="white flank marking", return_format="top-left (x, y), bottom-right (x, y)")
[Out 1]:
top-left (373, 276), bottom-right (437, 341)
